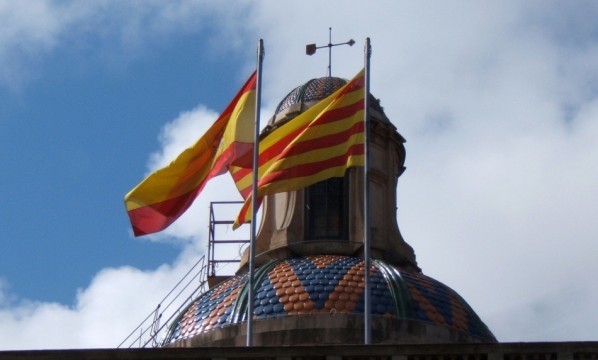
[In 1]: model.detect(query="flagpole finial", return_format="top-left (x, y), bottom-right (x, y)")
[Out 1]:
top-left (305, 28), bottom-right (355, 77)
top-left (258, 38), bottom-right (265, 61)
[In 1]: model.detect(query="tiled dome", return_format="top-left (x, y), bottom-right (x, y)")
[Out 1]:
top-left (274, 77), bottom-right (347, 115)
top-left (163, 255), bottom-right (496, 345)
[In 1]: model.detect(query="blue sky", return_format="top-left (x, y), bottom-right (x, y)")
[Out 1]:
top-left (1, 0), bottom-right (598, 349)
top-left (1, 18), bottom-right (242, 303)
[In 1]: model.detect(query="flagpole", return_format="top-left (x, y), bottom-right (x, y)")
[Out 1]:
top-left (246, 38), bottom-right (264, 347)
top-left (363, 37), bottom-right (372, 345)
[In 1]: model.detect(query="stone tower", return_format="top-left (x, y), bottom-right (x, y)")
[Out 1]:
top-left (162, 76), bottom-right (496, 347)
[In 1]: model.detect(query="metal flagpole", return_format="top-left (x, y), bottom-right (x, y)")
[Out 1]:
top-left (363, 37), bottom-right (372, 345)
top-left (246, 38), bottom-right (264, 347)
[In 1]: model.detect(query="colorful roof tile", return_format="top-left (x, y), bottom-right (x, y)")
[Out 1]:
top-left (163, 255), bottom-right (495, 345)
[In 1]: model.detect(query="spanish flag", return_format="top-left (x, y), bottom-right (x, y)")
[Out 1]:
top-left (233, 69), bottom-right (365, 228)
top-left (125, 72), bottom-right (256, 236)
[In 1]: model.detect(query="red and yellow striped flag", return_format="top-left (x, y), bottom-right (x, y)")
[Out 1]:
top-left (233, 69), bottom-right (365, 228)
top-left (125, 72), bottom-right (256, 236)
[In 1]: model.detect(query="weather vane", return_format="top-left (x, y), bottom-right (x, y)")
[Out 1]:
top-left (306, 27), bottom-right (355, 77)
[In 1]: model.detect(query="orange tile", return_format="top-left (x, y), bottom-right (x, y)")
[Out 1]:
top-left (349, 293), bottom-right (361, 302)
top-left (324, 299), bottom-right (335, 310)
top-left (334, 300), bottom-right (346, 311)
top-left (285, 287), bottom-right (295, 296)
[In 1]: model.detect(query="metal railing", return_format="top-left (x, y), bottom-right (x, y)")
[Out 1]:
top-left (117, 255), bottom-right (208, 348)
top-left (119, 201), bottom-right (249, 348)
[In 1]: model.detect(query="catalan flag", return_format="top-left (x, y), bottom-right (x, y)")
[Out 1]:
top-left (233, 69), bottom-right (365, 228)
top-left (125, 72), bottom-right (256, 236)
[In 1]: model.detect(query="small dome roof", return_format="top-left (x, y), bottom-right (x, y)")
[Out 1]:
top-left (163, 255), bottom-right (495, 346)
top-left (274, 77), bottom-right (347, 115)
top-left (265, 75), bottom-right (390, 133)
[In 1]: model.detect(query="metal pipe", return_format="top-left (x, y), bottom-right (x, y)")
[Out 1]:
top-left (363, 37), bottom-right (372, 345)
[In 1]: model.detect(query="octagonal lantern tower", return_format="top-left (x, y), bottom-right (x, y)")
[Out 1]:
top-left (162, 76), bottom-right (496, 347)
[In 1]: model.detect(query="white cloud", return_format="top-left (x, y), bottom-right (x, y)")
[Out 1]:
top-left (0, 243), bottom-right (204, 350)
top-left (147, 106), bottom-right (219, 172)
top-left (0, 0), bottom-right (253, 90)
top-left (249, 0), bottom-right (597, 342)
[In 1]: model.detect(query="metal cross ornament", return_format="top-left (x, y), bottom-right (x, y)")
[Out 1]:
top-left (306, 27), bottom-right (355, 77)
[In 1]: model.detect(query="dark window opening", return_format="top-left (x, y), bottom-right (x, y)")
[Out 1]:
top-left (305, 176), bottom-right (348, 240)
